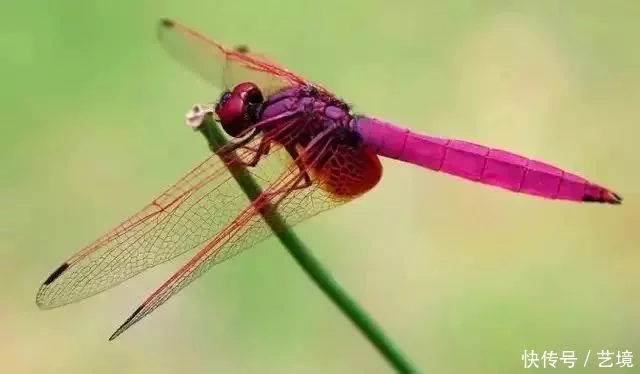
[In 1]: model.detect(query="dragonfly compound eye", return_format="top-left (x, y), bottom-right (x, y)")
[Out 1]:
top-left (232, 82), bottom-right (264, 105)
top-left (215, 83), bottom-right (265, 138)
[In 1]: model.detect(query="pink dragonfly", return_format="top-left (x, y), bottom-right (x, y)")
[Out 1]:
top-left (36, 19), bottom-right (622, 340)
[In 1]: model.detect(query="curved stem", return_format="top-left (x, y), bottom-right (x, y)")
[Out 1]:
top-left (197, 114), bottom-right (418, 373)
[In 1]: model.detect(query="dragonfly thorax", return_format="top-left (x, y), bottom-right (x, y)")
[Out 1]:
top-left (215, 82), bottom-right (264, 138)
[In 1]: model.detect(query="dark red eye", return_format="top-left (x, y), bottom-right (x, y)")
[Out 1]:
top-left (215, 82), bottom-right (264, 138)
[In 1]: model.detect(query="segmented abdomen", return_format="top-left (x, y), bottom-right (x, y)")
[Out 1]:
top-left (355, 117), bottom-right (621, 204)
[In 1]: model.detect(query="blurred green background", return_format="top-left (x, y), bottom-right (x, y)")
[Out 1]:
top-left (1, 0), bottom-right (638, 373)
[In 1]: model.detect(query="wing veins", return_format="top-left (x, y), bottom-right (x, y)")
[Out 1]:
top-left (109, 135), bottom-right (341, 338)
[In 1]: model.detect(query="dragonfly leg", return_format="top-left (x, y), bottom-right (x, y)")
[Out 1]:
top-left (285, 145), bottom-right (312, 188)
top-left (243, 137), bottom-right (273, 167)
top-left (240, 139), bottom-right (272, 161)
top-left (268, 130), bottom-right (339, 199)
top-left (261, 129), bottom-right (342, 211)
top-left (216, 110), bottom-right (303, 166)
top-left (238, 114), bottom-right (309, 168)
top-left (263, 171), bottom-right (311, 211)
top-left (214, 130), bottom-right (259, 154)
top-left (258, 143), bottom-right (318, 204)
top-left (214, 131), bottom-right (274, 168)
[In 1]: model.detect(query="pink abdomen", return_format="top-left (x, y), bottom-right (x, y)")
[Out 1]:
top-left (354, 117), bottom-right (621, 204)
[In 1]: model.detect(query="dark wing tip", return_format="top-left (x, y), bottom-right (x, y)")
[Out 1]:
top-left (234, 45), bottom-right (249, 54)
top-left (43, 263), bottom-right (70, 285)
top-left (109, 305), bottom-right (144, 341)
top-left (160, 18), bottom-right (175, 28)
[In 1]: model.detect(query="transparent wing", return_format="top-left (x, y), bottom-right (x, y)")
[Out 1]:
top-left (35, 134), bottom-right (292, 309)
top-left (108, 136), bottom-right (383, 339)
top-left (157, 19), bottom-right (308, 96)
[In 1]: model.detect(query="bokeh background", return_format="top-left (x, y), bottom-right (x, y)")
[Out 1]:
top-left (1, 0), bottom-right (638, 373)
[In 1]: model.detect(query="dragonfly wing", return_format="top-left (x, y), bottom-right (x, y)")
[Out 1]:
top-left (107, 134), bottom-right (382, 340)
top-left (36, 138), bottom-right (276, 309)
top-left (157, 19), bottom-right (307, 95)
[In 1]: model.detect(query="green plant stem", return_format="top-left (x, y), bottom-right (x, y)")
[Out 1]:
top-left (197, 114), bottom-right (418, 373)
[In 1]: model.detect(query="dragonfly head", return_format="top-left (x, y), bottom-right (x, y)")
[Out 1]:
top-left (215, 82), bottom-right (264, 138)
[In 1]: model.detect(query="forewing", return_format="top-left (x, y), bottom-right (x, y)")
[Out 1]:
top-left (157, 19), bottom-right (307, 96)
top-left (36, 136), bottom-right (283, 309)
top-left (108, 137), bottom-right (356, 339)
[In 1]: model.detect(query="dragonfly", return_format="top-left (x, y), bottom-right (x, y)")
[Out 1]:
top-left (36, 19), bottom-right (623, 341)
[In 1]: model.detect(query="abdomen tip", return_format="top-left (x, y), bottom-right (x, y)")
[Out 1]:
top-left (582, 190), bottom-right (623, 205)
